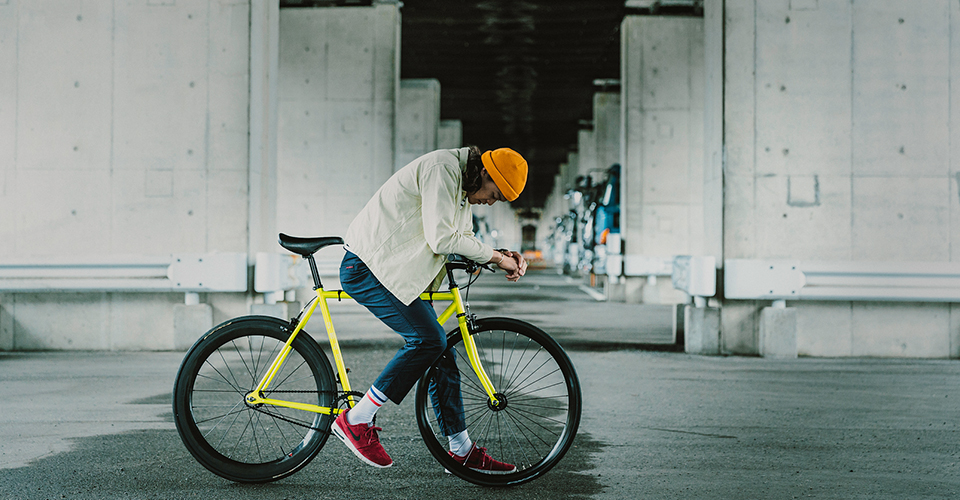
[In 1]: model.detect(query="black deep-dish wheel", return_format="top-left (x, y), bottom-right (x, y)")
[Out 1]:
top-left (172, 315), bottom-right (336, 483)
top-left (415, 317), bottom-right (582, 486)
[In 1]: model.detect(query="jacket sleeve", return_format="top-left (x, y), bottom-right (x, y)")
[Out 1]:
top-left (419, 162), bottom-right (495, 262)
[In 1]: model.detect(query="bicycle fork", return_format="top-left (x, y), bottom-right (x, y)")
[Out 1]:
top-left (450, 286), bottom-right (501, 408)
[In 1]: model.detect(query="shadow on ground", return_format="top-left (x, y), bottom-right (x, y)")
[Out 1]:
top-left (1, 404), bottom-right (604, 500)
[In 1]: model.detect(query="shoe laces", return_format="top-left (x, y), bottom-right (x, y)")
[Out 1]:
top-left (466, 446), bottom-right (490, 464)
top-left (361, 425), bottom-right (383, 443)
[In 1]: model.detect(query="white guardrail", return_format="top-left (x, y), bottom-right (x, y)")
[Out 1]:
top-left (724, 259), bottom-right (960, 303)
top-left (614, 253), bottom-right (717, 305)
top-left (671, 255), bottom-right (716, 305)
top-left (255, 252), bottom-right (343, 303)
top-left (0, 254), bottom-right (248, 303)
top-left (0, 251), bottom-right (342, 306)
top-left (0, 250), bottom-right (723, 307)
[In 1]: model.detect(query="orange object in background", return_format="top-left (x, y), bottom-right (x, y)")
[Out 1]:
top-left (522, 250), bottom-right (547, 269)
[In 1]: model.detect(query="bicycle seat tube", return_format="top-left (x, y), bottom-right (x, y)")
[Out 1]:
top-left (247, 254), bottom-right (356, 412)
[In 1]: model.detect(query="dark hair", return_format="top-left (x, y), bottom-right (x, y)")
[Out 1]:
top-left (462, 145), bottom-right (485, 194)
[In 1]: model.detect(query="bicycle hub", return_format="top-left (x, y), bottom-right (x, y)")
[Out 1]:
top-left (487, 393), bottom-right (508, 412)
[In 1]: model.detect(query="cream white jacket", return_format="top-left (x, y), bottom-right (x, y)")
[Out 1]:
top-left (344, 148), bottom-right (495, 305)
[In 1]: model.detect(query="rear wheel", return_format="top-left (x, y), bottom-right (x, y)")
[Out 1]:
top-left (173, 316), bottom-right (336, 483)
top-left (415, 317), bottom-right (582, 486)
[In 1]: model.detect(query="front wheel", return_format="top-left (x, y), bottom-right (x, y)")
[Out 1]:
top-left (414, 317), bottom-right (582, 486)
top-left (172, 316), bottom-right (336, 483)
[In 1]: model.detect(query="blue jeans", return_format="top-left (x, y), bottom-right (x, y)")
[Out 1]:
top-left (339, 251), bottom-right (465, 436)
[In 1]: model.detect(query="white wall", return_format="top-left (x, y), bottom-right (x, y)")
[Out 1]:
top-left (0, 0), bottom-right (254, 350)
top-left (722, 0), bottom-right (960, 357)
top-left (277, 5), bottom-right (399, 239)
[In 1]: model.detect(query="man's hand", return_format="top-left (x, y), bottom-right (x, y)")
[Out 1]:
top-left (496, 249), bottom-right (527, 282)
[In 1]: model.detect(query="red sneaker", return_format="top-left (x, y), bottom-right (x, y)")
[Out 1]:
top-left (449, 446), bottom-right (516, 474)
top-left (332, 409), bottom-right (393, 468)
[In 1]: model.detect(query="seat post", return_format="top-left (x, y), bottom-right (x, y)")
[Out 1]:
top-left (306, 255), bottom-right (323, 290)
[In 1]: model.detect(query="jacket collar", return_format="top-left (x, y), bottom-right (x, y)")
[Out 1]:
top-left (454, 147), bottom-right (470, 173)
top-left (455, 147), bottom-right (471, 204)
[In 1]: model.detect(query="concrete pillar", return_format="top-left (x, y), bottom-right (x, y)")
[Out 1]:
top-left (396, 78), bottom-right (441, 170)
top-left (1, 1), bottom-right (253, 350)
top-left (620, 15), bottom-right (705, 303)
top-left (562, 152), bottom-right (580, 194)
top-left (278, 4), bottom-right (400, 237)
top-left (721, 0), bottom-right (960, 357)
top-left (703, 0), bottom-right (723, 262)
top-left (578, 129), bottom-right (598, 179)
top-left (250, 0), bottom-right (280, 262)
top-left (594, 92), bottom-right (621, 171)
top-left (539, 172), bottom-right (568, 260)
top-left (438, 119), bottom-right (463, 149)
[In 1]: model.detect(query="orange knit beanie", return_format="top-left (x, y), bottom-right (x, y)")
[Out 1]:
top-left (481, 148), bottom-right (528, 202)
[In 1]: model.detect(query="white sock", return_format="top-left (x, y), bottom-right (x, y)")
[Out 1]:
top-left (346, 386), bottom-right (388, 426)
top-left (448, 429), bottom-right (473, 456)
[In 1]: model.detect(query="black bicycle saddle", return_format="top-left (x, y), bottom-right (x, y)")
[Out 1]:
top-left (278, 233), bottom-right (344, 257)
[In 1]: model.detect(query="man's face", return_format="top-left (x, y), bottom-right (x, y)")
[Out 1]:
top-left (467, 169), bottom-right (507, 206)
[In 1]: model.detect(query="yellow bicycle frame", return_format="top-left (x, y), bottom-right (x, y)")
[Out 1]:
top-left (244, 285), bottom-right (499, 415)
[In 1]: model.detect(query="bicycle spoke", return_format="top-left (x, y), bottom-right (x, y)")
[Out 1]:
top-left (193, 405), bottom-right (245, 427)
top-left (212, 402), bottom-right (247, 451)
top-left (230, 341), bottom-right (259, 387)
top-left (205, 353), bottom-right (246, 395)
top-left (252, 410), bottom-right (285, 458)
top-left (266, 359), bottom-right (313, 395)
top-left (502, 408), bottom-right (549, 459)
top-left (509, 357), bottom-right (556, 394)
top-left (503, 346), bottom-right (545, 394)
top-left (506, 407), bottom-right (561, 445)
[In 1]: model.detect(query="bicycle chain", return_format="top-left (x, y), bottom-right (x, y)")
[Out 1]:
top-left (246, 390), bottom-right (363, 434)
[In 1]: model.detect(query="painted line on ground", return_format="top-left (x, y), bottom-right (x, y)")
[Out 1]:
top-left (578, 284), bottom-right (606, 302)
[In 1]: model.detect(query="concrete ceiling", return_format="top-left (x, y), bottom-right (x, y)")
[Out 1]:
top-left (399, 0), bottom-right (625, 210)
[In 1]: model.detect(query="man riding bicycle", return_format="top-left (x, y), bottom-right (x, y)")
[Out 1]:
top-left (335, 146), bottom-right (529, 473)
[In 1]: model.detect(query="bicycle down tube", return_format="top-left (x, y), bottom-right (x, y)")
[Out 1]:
top-left (243, 285), bottom-right (500, 414)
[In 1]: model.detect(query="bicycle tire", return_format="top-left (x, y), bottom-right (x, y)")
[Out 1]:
top-left (172, 315), bottom-right (336, 483)
top-left (414, 317), bottom-right (582, 486)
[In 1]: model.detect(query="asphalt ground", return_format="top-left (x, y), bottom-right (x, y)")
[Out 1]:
top-left (2, 269), bottom-right (960, 499)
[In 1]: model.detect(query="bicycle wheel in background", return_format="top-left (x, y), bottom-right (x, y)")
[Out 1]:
top-left (414, 317), bottom-right (582, 486)
top-left (173, 316), bottom-right (336, 483)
